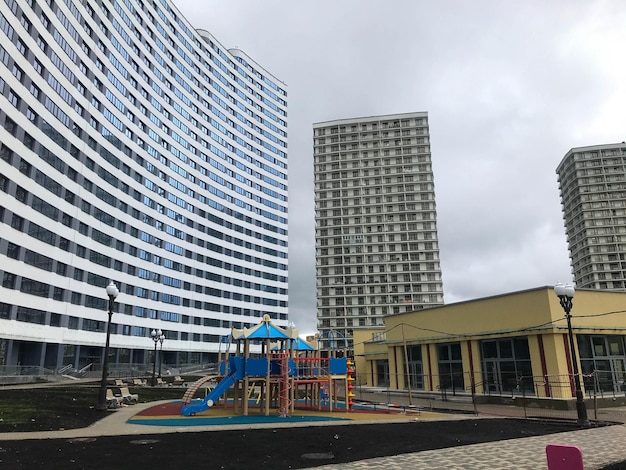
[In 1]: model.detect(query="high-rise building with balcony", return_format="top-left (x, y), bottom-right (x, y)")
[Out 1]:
top-left (557, 143), bottom-right (626, 290)
top-left (0, 1), bottom-right (288, 371)
top-left (313, 112), bottom-right (444, 355)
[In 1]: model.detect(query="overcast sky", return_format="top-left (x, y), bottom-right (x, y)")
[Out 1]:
top-left (174, 0), bottom-right (626, 334)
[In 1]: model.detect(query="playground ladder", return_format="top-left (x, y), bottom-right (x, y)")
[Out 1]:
top-left (270, 352), bottom-right (291, 417)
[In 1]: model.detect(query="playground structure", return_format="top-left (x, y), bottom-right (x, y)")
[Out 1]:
top-left (180, 315), bottom-right (353, 417)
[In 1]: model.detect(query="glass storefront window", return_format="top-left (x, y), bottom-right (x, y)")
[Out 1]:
top-left (609, 337), bottom-right (624, 356)
top-left (405, 345), bottom-right (423, 390)
top-left (577, 335), bottom-right (626, 394)
top-left (437, 342), bottom-right (463, 392)
top-left (480, 337), bottom-right (534, 394)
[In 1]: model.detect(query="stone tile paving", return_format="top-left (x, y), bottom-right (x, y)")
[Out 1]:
top-left (315, 424), bottom-right (626, 469)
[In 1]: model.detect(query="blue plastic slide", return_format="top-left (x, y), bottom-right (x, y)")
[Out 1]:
top-left (180, 371), bottom-right (237, 416)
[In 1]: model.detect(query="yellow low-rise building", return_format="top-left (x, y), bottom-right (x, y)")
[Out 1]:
top-left (354, 287), bottom-right (626, 399)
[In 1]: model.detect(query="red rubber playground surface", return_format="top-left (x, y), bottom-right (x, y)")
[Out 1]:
top-left (128, 400), bottom-right (429, 427)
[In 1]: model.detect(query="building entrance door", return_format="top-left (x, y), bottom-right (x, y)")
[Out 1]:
top-left (611, 358), bottom-right (626, 394)
top-left (485, 360), bottom-right (502, 394)
top-left (408, 361), bottom-right (423, 390)
top-left (593, 358), bottom-right (626, 393)
top-left (376, 360), bottom-right (389, 387)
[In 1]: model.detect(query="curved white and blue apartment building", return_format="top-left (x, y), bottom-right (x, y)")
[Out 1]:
top-left (0, 0), bottom-right (288, 372)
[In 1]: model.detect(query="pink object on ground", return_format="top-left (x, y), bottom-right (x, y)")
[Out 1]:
top-left (546, 444), bottom-right (584, 470)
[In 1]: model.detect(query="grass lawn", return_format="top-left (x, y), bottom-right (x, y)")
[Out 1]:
top-left (0, 383), bottom-right (188, 432)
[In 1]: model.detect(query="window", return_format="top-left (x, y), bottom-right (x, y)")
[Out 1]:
top-left (481, 338), bottom-right (533, 394)
top-left (53, 287), bottom-right (64, 301)
top-left (12, 64), bottom-right (23, 81)
top-left (2, 273), bottom-right (16, 289)
top-left (36, 35), bottom-right (47, 52)
top-left (11, 214), bottom-right (24, 230)
top-left (26, 108), bottom-right (37, 122)
top-left (56, 262), bottom-right (67, 276)
top-left (30, 83), bottom-right (40, 98)
top-left (7, 89), bottom-right (17, 107)
top-left (15, 186), bottom-right (28, 204)
top-left (19, 158), bottom-right (31, 176)
top-left (20, 17), bottom-right (31, 33)
top-left (23, 132), bottom-right (34, 150)
top-left (578, 335), bottom-right (626, 394)
top-left (6, 242), bottom-right (19, 259)
top-left (0, 145), bottom-right (11, 164)
top-left (78, 222), bottom-right (88, 235)
top-left (0, 302), bottom-right (10, 319)
top-left (20, 278), bottom-right (49, 297)
top-left (437, 343), bottom-right (464, 391)
top-left (16, 306), bottom-right (46, 324)
top-left (4, 117), bottom-right (17, 135)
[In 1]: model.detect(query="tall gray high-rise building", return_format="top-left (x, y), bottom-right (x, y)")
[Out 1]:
top-left (313, 112), bottom-right (444, 354)
top-left (557, 143), bottom-right (626, 290)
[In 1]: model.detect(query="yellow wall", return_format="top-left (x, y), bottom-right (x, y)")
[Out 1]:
top-left (383, 287), bottom-right (626, 344)
top-left (462, 339), bottom-right (482, 393)
top-left (384, 288), bottom-right (554, 343)
top-left (359, 287), bottom-right (626, 396)
top-left (352, 328), bottom-right (386, 386)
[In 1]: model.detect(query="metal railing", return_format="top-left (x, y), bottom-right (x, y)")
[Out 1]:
top-left (355, 370), bottom-right (626, 424)
top-left (0, 361), bottom-right (222, 383)
top-left (57, 364), bottom-right (73, 374)
top-left (0, 366), bottom-right (56, 377)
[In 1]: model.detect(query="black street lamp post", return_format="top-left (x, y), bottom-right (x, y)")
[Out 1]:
top-left (158, 331), bottom-right (165, 378)
top-left (96, 281), bottom-right (119, 411)
top-left (554, 282), bottom-right (589, 426)
top-left (151, 328), bottom-right (162, 386)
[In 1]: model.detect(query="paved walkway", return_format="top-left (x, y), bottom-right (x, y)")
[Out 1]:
top-left (316, 424), bottom-right (626, 469)
top-left (0, 401), bottom-right (625, 469)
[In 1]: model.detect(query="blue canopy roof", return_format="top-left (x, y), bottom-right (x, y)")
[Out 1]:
top-left (232, 314), bottom-right (296, 341)
top-left (247, 321), bottom-right (290, 339)
top-left (271, 337), bottom-right (316, 351)
top-left (292, 337), bottom-right (315, 351)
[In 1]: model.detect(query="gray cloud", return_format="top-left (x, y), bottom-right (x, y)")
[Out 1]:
top-left (174, 0), bottom-right (626, 333)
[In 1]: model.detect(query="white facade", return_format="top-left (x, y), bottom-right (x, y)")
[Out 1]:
top-left (0, 0), bottom-right (288, 370)
top-left (557, 143), bottom-right (626, 291)
top-left (313, 112), bottom-right (444, 354)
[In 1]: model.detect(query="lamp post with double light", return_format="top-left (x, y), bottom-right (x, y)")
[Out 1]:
top-left (151, 328), bottom-right (162, 386)
top-left (554, 282), bottom-right (589, 426)
top-left (158, 331), bottom-right (165, 377)
top-left (96, 281), bottom-right (119, 411)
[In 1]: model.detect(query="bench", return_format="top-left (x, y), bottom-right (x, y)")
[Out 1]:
top-left (106, 389), bottom-right (123, 408)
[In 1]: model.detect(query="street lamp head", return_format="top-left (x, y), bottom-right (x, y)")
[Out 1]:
top-left (151, 328), bottom-right (163, 343)
top-left (554, 282), bottom-right (565, 297)
top-left (105, 281), bottom-right (119, 299)
top-left (554, 282), bottom-right (575, 299)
